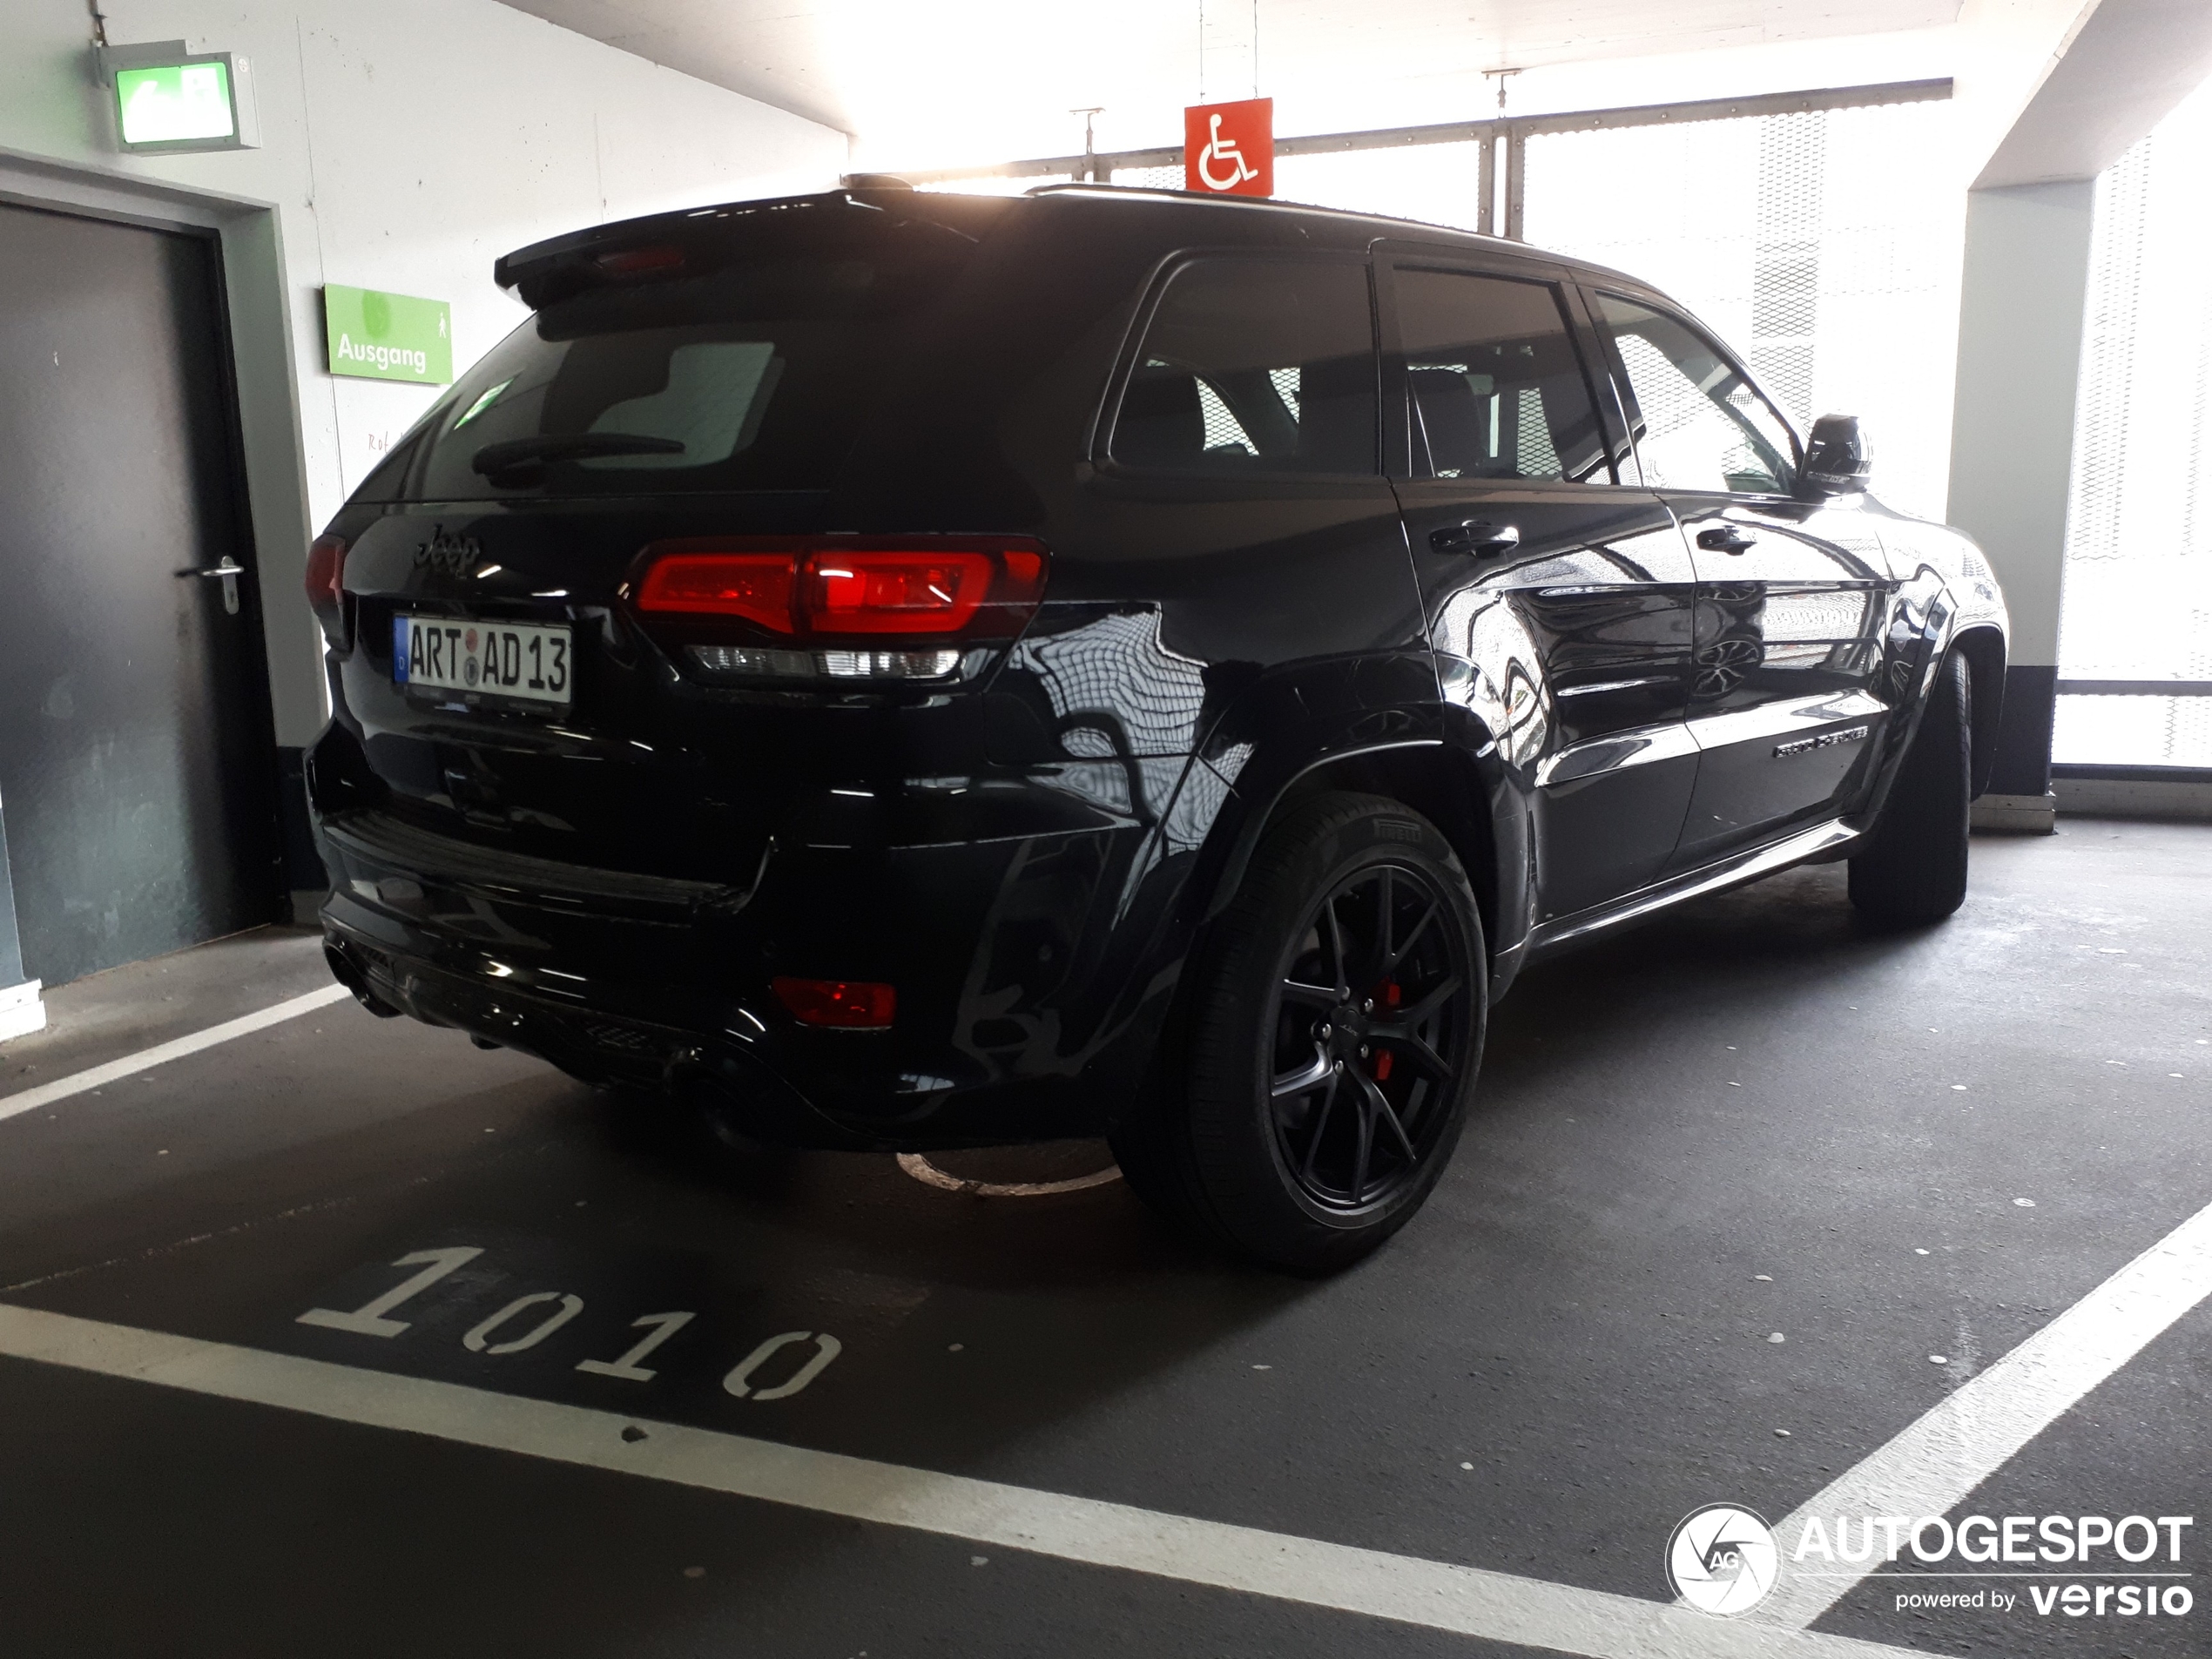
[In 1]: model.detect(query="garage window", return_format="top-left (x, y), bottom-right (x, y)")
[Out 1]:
top-left (1110, 259), bottom-right (1377, 475)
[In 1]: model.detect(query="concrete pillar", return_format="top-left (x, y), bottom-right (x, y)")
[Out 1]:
top-left (0, 792), bottom-right (45, 1042)
top-left (1945, 179), bottom-right (2097, 828)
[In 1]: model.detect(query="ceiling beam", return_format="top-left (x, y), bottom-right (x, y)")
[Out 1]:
top-left (1976, 0), bottom-right (2212, 185)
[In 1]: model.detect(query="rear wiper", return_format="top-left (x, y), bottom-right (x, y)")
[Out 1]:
top-left (471, 432), bottom-right (685, 475)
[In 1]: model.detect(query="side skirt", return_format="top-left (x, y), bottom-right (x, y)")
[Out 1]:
top-left (1522, 818), bottom-right (1860, 959)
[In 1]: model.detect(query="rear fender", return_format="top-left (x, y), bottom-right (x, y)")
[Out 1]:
top-left (1173, 655), bottom-right (1529, 994)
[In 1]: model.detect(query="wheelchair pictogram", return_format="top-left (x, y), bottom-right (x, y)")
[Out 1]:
top-left (1196, 112), bottom-right (1258, 192)
top-left (1184, 98), bottom-right (1272, 197)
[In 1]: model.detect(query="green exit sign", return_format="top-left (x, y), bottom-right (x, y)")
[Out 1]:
top-left (323, 285), bottom-right (454, 386)
top-left (103, 44), bottom-right (259, 153)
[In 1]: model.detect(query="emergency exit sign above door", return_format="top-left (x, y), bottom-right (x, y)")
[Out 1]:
top-left (322, 285), bottom-right (453, 386)
top-left (100, 41), bottom-right (260, 153)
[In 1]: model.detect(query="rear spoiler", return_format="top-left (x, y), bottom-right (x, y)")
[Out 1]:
top-left (492, 189), bottom-right (1001, 312)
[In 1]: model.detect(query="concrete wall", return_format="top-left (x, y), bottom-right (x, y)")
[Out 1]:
top-left (1947, 180), bottom-right (2095, 671)
top-left (1945, 180), bottom-right (2096, 799)
top-left (1942, 3), bottom-right (2212, 804)
top-left (0, 0), bottom-right (846, 748)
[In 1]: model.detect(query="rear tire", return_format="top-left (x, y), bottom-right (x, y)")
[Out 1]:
top-left (1111, 792), bottom-right (1487, 1273)
top-left (1849, 650), bottom-right (1972, 924)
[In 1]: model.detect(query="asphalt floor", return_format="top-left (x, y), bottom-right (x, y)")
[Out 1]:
top-left (0, 817), bottom-right (2203, 1658)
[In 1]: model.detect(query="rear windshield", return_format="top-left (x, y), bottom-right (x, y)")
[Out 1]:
top-left (397, 212), bottom-right (979, 500)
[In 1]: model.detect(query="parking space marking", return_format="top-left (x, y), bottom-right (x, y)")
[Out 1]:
top-left (895, 1151), bottom-right (1123, 1197)
top-left (289, 1240), bottom-right (852, 1402)
top-left (0, 984), bottom-right (354, 1124)
top-left (0, 1301), bottom-right (1916, 1659)
top-left (1755, 1194), bottom-right (2212, 1629)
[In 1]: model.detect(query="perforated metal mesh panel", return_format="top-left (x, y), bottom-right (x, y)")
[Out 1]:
top-left (1108, 164), bottom-right (1185, 191)
top-left (1195, 381), bottom-right (1255, 453)
top-left (1521, 98), bottom-right (1962, 521)
top-left (2054, 77), bottom-right (2212, 768)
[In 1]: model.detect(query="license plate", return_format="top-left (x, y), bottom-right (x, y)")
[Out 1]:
top-left (394, 614), bottom-right (571, 709)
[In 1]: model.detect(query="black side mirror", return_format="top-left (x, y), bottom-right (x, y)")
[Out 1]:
top-left (1797, 414), bottom-right (1871, 499)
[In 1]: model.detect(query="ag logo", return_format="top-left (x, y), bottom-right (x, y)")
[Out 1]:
top-left (1667, 1505), bottom-right (1779, 1615)
top-left (415, 527), bottom-right (484, 577)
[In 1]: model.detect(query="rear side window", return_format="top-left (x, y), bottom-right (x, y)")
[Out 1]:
top-left (403, 223), bottom-right (976, 500)
top-left (1394, 268), bottom-right (1611, 483)
top-left (1109, 258), bottom-right (1377, 475)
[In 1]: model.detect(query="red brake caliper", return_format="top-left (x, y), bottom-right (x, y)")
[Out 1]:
top-left (1372, 981), bottom-right (1401, 1080)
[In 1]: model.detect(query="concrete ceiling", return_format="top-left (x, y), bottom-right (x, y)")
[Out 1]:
top-left (496, 0), bottom-right (1961, 165)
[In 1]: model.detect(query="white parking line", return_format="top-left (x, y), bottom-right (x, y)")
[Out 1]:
top-left (1755, 1194), bottom-right (2212, 1629)
top-left (895, 1150), bottom-right (1124, 1197)
top-left (0, 1301), bottom-right (1915, 1659)
top-left (0, 984), bottom-right (354, 1125)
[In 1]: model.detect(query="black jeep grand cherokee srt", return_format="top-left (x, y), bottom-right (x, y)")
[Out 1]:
top-left (307, 182), bottom-right (2008, 1271)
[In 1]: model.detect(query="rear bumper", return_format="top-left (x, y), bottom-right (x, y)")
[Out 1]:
top-left (321, 927), bottom-right (852, 1141)
top-left (312, 805), bottom-right (1179, 1150)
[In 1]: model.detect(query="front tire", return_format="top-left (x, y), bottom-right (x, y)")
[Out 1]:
top-left (1114, 792), bottom-right (1487, 1272)
top-left (1849, 650), bottom-right (1972, 923)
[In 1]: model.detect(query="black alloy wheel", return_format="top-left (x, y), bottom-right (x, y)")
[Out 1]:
top-left (1270, 861), bottom-right (1470, 1212)
top-left (1112, 792), bottom-right (1487, 1272)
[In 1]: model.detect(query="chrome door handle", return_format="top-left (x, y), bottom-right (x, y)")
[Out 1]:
top-left (1696, 525), bottom-right (1757, 555)
top-left (185, 556), bottom-right (245, 614)
top-left (1430, 520), bottom-right (1520, 556)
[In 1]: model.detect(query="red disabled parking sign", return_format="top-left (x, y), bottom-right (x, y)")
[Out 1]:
top-left (1184, 98), bottom-right (1273, 197)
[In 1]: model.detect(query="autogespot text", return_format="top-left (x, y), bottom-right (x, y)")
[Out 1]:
top-left (1792, 1513), bottom-right (2195, 1620)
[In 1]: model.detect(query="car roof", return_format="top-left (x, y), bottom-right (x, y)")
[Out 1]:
top-left (1020, 182), bottom-right (1650, 292)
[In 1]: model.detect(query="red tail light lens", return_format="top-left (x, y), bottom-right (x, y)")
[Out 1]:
top-left (809, 550), bottom-right (994, 634)
top-left (772, 976), bottom-right (896, 1029)
top-left (634, 553), bottom-right (793, 631)
top-left (631, 538), bottom-right (1048, 644)
top-left (594, 244), bottom-right (686, 278)
top-left (305, 533), bottom-right (349, 649)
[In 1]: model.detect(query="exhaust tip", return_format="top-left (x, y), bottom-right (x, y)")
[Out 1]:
top-left (324, 941), bottom-right (402, 1019)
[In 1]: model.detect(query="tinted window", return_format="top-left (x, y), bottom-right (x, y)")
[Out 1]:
top-left (403, 226), bottom-right (976, 500)
top-left (1395, 269), bottom-right (1611, 483)
top-left (1596, 293), bottom-right (1797, 495)
top-left (1110, 259), bottom-right (1377, 475)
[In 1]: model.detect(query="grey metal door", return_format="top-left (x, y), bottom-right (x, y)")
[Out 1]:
top-left (0, 202), bottom-right (280, 984)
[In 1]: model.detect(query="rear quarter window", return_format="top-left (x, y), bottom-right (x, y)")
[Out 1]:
top-left (1109, 257), bottom-right (1379, 476)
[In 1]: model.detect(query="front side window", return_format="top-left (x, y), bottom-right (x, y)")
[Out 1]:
top-left (1394, 269), bottom-right (1611, 483)
top-left (1109, 258), bottom-right (1377, 475)
top-left (1596, 293), bottom-right (1797, 495)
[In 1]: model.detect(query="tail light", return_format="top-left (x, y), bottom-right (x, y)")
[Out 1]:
top-left (772, 976), bottom-right (896, 1029)
top-left (629, 536), bottom-right (1048, 682)
top-left (306, 534), bottom-right (349, 651)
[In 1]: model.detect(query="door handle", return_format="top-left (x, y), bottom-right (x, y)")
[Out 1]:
top-left (185, 555), bottom-right (245, 615)
top-left (1696, 525), bottom-right (1758, 555)
top-left (1429, 520), bottom-right (1520, 556)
